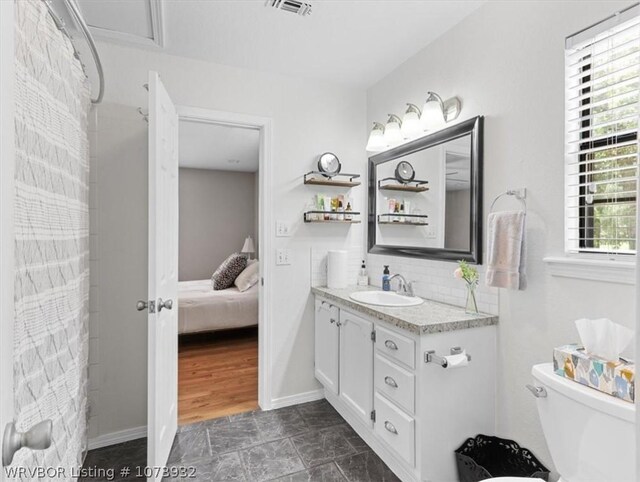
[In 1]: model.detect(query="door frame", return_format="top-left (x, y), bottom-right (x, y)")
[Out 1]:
top-left (175, 105), bottom-right (274, 409)
top-left (0, 1), bottom-right (15, 477)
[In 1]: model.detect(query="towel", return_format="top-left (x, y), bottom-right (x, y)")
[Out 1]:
top-left (485, 210), bottom-right (527, 290)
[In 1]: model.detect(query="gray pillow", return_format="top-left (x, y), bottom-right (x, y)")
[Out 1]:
top-left (212, 253), bottom-right (248, 290)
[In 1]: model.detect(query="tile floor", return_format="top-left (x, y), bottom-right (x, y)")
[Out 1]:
top-left (81, 399), bottom-right (400, 481)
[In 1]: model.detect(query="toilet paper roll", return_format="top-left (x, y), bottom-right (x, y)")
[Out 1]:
top-left (327, 250), bottom-right (348, 289)
top-left (444, 351), bottom-right (469, 369)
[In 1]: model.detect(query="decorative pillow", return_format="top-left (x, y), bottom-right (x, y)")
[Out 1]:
top-left (211, 253), bottom-right (248, 290)
top-left (234, 260), bottom-right (259, 292)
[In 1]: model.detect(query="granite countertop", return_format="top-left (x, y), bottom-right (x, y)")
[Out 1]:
top-left (311, 285), bottom-right (498, 335)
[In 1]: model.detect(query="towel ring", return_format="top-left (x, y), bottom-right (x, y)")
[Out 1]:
top-left (490, 188), bottom-right (526, 213)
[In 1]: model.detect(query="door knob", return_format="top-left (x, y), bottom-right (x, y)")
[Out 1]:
top-left (136, 300), bottom-right (148, 311)
top-left (3, 420), bottom-right (52, 466)
top-left (158, 298), bottom-right (173, 311)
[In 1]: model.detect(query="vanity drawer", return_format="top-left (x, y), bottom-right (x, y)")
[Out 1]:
top-left (374, 392), bottom-right (415, 467)
top-left (375, 325), bottom-right (415, 369)
top-left (374, 354), bottom-right (415, 414)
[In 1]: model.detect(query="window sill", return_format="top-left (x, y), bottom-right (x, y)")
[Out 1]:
top-left (543, 256), bottom-right (636, 285)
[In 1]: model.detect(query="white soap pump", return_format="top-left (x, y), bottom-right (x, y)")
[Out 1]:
top-left (357, 260), bottom-right (369, 286)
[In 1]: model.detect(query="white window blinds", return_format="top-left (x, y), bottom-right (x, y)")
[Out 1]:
top-left (565, 5), bottom-right (640, 255)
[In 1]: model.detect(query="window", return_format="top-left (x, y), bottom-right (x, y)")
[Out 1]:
top-left (565, 5), bottom-right (639, 255)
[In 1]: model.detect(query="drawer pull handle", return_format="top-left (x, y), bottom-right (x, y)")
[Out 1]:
top-left (384, 376), bottom-right (398, 388)
top-left (384, 340), bottom-right (398, 350)
top-left (384, 421), bottom-right (398, 435)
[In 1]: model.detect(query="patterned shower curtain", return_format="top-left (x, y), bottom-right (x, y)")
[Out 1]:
top-left (13, 0), bottom-right (91, 477)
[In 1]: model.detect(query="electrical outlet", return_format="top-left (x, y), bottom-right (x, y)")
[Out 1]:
top-left (276, 248), bottom-right (291, 265)
top-left (276, 221), bottom-right (291, 237)
top-left (425, 227), bottom-right (437, 239)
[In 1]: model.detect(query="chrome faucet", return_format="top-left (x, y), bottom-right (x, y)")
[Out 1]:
top-left (388, 274), bottom-right (415, 297)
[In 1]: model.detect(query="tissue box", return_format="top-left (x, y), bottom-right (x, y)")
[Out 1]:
top-left (553, 344), bottom-right (635, 403)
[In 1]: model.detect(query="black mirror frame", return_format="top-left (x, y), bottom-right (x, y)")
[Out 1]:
top-left (368, 115), bottom-right (484, 264)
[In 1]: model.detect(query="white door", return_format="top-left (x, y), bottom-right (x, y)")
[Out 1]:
top-left (314, 300), bottom-right (339, 394)
top-left (0, 1), bottom-right (15, 478)
top-left (339, 311), bottom-right (373, 425)
top-left (147, 71), bottom-right (179, 478)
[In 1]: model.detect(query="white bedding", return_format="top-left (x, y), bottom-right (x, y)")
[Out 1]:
top-left (178, 280), bottom-right (258, 334)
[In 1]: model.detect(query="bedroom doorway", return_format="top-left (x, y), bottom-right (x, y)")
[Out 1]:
top-left (175, 107), bottom-right (272, 425)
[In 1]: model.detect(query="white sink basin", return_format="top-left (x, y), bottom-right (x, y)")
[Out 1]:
top-left (349, 290), bottom-right (423, 307)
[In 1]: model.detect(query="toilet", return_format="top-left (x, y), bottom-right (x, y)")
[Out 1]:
top-left (484, 363), bottom-right (636, 482)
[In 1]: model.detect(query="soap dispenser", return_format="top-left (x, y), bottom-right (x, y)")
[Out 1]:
top-left (358, 260), bottom-right (369, 286)
top-left (382, 265), bottom-right (391, 291)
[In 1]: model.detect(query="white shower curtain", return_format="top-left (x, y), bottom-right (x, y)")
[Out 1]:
top-left (13, 0), bottom-right (91, 477)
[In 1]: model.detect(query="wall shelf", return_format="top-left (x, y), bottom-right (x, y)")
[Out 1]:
top-left (378, 178), bottom-right (429, 192)
top-left (378, 213), bottom-right (429, 226)
top-left (304, 210), bottom-right (361, 223)
top-left (304, 171), bottom-right (361, 187)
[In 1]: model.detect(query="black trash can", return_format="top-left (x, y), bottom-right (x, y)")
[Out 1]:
top-left (455, 434), bottom-right (550, 482)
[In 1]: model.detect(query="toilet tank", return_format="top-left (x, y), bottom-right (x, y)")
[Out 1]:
top-left (532, 363), bottom-right (635, 482)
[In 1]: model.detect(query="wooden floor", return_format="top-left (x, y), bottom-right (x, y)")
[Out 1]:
top-left (178, 327), bottom-right (258, 425)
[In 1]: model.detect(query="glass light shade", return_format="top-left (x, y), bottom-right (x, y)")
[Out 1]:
top-left (401, 110), bottom-right (422, 139)
top-left (421, 98), bottom-right (445, 131)
top-left (366, 124), bottom-right (386, 152)
top-left (383, 117), bottom-right (403, 145)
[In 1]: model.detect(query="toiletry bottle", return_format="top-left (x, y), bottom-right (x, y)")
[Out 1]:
top-left (345, 202), bottom-right (353, 221)
top-left (399, 200), bottom-right (405, 223)
top-left (358, 260), bottom-right (368, 286)
top-left (323, 196), bottom-right (330, 220)
top-left (393, 202), bottom-right (400, 222)
top-left (382, 265), bottom-right (391, 291)
top-left (337, 200), bottom-right (344, 221)
top-left (386, 198), bottom-right (396, 223)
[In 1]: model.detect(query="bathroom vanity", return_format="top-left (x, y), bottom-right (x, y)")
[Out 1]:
top-left (312, 285), bottom-right (498, 482)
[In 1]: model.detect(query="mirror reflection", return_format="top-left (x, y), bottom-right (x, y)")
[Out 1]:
top-left (375, 134), bottom-right (472, 250)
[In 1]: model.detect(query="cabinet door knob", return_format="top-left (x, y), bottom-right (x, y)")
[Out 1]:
top-left (384, 421), bottom-right (398, 435)
top-left (330, 318), bottom-right (336, 324)
top-left (384, 340), bottom-right (398, 350)
top-left (384, 376), bottom-right (398, 388)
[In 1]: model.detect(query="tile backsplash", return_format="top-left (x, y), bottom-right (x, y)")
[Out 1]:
top-left (367, 254), bottom-right (499, 315)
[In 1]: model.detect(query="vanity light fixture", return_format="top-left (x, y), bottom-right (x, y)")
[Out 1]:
top-left (383, 114), bottom-right (403, 145)
top-left (366, 122), bottom-right (386, 152)
top-left (401, 103), bottom-right (423, 139)
top-left (421, 91), bottom-right (462, 131)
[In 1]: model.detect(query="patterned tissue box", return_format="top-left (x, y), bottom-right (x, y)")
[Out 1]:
top-left (553, 344), bottom-right (635, 403)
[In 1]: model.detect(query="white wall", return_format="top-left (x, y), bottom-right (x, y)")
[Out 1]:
top-left (366, 0), bottom-right (635, 473)
top-left (90, 103), bottom-right (149, 444)
top-left (91, 43), bottom-right (366, 440)
top-left (179, 168), bottom-right (257, 281)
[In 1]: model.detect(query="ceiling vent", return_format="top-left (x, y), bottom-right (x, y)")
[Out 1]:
top-left (265, 0), bottom-right (312, 17)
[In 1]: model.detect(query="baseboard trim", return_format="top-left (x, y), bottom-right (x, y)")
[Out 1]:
top-left (269, 388), bottom-right (324, 409)
top-left (88, 425), bottom-right (147, 450)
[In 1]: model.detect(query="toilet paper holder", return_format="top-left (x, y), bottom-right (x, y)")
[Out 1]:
top-left (424, 347), bottom-right (471, 368)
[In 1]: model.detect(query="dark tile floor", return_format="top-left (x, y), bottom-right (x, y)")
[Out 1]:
top-left (81, 399), bottom-right (400, 482)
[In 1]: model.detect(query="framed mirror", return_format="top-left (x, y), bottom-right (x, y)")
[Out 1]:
top-left (368, 116), bottom-right (483, 263)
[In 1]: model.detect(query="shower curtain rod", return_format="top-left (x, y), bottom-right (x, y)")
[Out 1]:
top-left (43, 0), bottom-right (104, 104)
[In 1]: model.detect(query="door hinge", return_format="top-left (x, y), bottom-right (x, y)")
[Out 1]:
top-left (370, 410), bottom-right (376, 422)
top-left (371, 330), bottom-right (376, 342)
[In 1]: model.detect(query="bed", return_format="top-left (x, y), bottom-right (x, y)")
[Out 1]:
top-left (178, 279), bottom-right (258, 334)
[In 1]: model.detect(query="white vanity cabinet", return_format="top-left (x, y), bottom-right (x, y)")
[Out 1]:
top-left (339, 309), bottom-right (374, 426)
top-left (313, 291), bottom-right (497, 482)
top-left (314, 299), bottom-right (339, 394)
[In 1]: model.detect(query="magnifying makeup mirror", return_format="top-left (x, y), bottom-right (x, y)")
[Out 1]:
top-left (394, 161), bottom-right (415, 184)
top-left (317, 152), bottom-right (341, 177)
